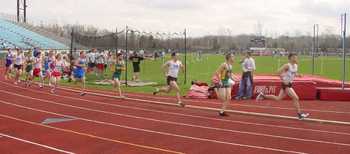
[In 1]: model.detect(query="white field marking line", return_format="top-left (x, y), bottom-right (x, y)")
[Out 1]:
top-left (0, 96), bottom-right (306, 154)
top-left (3, 82), bottom-right (350, 137)
top-left (59, 85), bottom-right (350, 115)
top-left (0, 133), bottom-right (75, 154)
top-left (54, 86), bottom-right (350, 126)
top-left (1, 90), bottom-right (350, 147)
top-left (0, 112), bottom-right (182, 154)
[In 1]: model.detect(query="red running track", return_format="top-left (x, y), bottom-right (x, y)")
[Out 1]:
top-left (1, 79), bottom-right (350, 153)
top-left (55, 84), bottom-right (350, 122)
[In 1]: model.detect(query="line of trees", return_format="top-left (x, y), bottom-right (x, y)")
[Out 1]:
top-left (35, 23), bottom-right (350, 53)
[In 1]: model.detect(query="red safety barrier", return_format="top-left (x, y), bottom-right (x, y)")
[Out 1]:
top-left (250, 80), bottom-right (317, 100)
top-left (304, 76), bottom-right (350, 88)
top-left (318, 87), bottom-right (350, 101)
top-left (230, 76), bottom-right (317, 100)
top-left (209, 75), bottom-right (348, 101)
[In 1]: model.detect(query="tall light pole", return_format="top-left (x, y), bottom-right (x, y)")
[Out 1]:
top-left (69, 27), bottom-right (74, 82)
top-left (17, 0), bottom-right (27, 23)
top-left (125, 26), bottom-right (129, 87)
top-left (312, 24), bottom-right (319, 75)
top-left (115, 28), bottom-right (118, 58)
top-left (184, 29), bottom-right (187, 84)
top-left (341, 13), bottom-right (347, 90)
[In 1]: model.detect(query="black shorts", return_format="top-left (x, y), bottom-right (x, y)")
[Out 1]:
top-left (167, 76), bottom-right (177, 85)
top-left (133, 63), bottom-right (140, 73)
top-left (281, 82), bottom-right (292, 90)
top-left (88, 63), bottom-right (96, 68)
top-left (14, 64), bottom-right (22, 70)
top-left (214, 83), bottom-right (231, 89)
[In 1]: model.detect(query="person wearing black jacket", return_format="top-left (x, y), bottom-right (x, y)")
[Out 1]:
top-left (129, 52), bottom-right (144, 81)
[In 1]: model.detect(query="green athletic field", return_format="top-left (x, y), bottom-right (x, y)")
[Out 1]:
top-left (1, 52), bottom-right (349, 95)
top-left (65, 53), bottom-right (350, 95)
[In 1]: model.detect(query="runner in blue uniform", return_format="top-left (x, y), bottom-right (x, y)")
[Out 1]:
top-left (73, 51), bottom-right (87, 96)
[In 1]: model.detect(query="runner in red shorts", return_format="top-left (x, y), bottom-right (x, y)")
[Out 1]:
top-left (49, 53), bottom-right (63, 93)
top-left (31, 51), bottom-right (44, 88)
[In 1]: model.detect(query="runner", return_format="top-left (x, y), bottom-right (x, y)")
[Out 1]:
top-left (13, 49), bottom-right (25, 84)
top-left (256, 53), bottom-right (310, 120)
top-left (49, 53), bottom-right (64, 94)
top-left (73, 51), bottom-right (87, 96)
top-left (61, 55), bottom-right (70, 79)
top-left (107, 51), bottom-right (115, 72)
top-left (32, 51), bottom-right (44, 88)
top-left (4, 48), bottom-right (16, 80)
top-left (112, 53), bottom-right (125, 97)
top-left (153, 52), bottom-right (185, 107)
top-left (43, 50), bottom-right (55, 86)
top-left (24, 50), bottom-right (34, 87)
top-left (213, 53), bottom-right (236, 116)
top-left (129, 51), bottom-right (144, 81)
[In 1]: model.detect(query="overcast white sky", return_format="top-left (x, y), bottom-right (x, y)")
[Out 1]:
top-left (0, 0), bottom-right (349, 36)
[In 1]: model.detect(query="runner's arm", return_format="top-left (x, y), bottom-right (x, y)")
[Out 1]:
top-left (278, 64), bottom-right (289, 76)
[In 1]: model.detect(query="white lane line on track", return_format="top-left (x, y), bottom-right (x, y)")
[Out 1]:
top-left (1, 90), bottom-right (350, 149)
top-left (55, 85), bottom-right (350, 126)
top-left (2, 82), bottom-right (350, 137)
top-left (65, 86), bottom-right (350, 114)
top-left (0, 113), bottom-right (182, 154)
top-left (20, 80), bottom-right (350, 115)
top-left (0, 133), bottom-right (75, 154)
top-left (0, 96), bottom-right (306, 154)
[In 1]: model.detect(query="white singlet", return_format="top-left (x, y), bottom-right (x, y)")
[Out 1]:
top-left (282, 63), bottom-right (298, 83)
top-left (166, 60), bottom-right (182, 78)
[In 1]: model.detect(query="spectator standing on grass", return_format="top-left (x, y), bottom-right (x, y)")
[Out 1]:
top-left (96, 50), bottom-right (106, 80)
top-left (87, 48), bottom-right (97, 74)
top-left (129, 52), bottom-right (144, 81)
top-left (236, 52), bottom-right (256, 100)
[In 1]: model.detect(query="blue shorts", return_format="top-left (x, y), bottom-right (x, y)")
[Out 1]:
top-left (74, 68), bottom-right (85, 79)
top-left (5, 59), bottom-right (12, 67)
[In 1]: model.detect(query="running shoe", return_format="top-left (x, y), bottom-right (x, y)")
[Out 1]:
top-left (219, 111), bottom-right (229, 116)
top-left (80, 92), bottom-right (86, 96)
top-left (153, 88), bottom-right (159, 95)
top-left (235, 96), bottom-right (242, 100)
top-left (178, 101), bottom-right (186, 107)
top-left (298, 113), bottom-right (310, 120)
top-left (50, 89), bottom-right (56, 94)
top-left (242, 97), bottom-right (251, 100)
